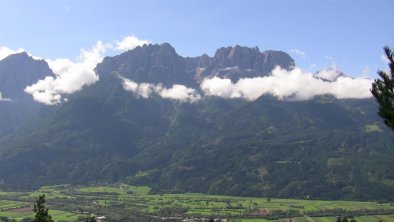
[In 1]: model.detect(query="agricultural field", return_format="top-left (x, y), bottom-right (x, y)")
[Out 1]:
top-left (0, 184), bottom-right (394, 221)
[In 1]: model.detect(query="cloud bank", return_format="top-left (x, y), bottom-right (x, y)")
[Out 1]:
top-left (23, 35), bottom-right (150, 105)
top-left (119, 67), bottom-right (372, 103)
top-left (121, 76), bottom-right (201, 103)
top-left (201, 67), bottom-right (373, 101)
top-left (25, 41), bottom-right (107, 105)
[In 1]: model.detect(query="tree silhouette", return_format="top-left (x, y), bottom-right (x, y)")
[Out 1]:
top-left (371, 46), bottom-right (394, 131)
top-left (32, 194), bottom-right (54, 222)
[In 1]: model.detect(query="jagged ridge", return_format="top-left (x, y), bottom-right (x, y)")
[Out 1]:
top-left (97, 43), bottom-right (295, 86)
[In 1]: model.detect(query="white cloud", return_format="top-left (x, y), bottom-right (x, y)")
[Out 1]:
top-left (314, 68), bottom-right (342, 81)
top-left (121, 66), bottom-right (372, 103)
top-left (21, 35), bottom-right (151, 105)
top-left (122, 77), bottom-right (139, 92)
top-left (158, 84), bottom-right (201, 102)
top-left (120, 76), bottom-right (200, 102)
top-left (0, 92), bottom-right (11, 102)
top-left (25, 41), bottom-right (107, 105)
top-left (201, 67), bottom-right (373, 101)
top-left (200, 77), bottom-right (241, 99)
top-left (291, 49), bottom-right (306, 58)
top-left (116, 35), bottom-right (150, 51)
top-left (329, 76), bottom-right (373, 99)
top-left (0, 46), bottom-right (24, 61)
top-left (136, 83), bottom-right (154, 99)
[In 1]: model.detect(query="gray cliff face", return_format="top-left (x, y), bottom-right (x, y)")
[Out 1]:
top-left (198, 45), bottom-right (295, 82)
top-left (97, 43), bottom-right (295, 86)
top-left (97, 43), bottom-right (196, 87)
top-left (262, 50), bottom-right (295, 72)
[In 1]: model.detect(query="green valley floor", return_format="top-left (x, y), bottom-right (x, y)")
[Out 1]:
top-left (0, 184), bottom-right (393, 221)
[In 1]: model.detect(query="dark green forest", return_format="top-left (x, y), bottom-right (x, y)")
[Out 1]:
top-left (1, 74), bottom-right (393, 200)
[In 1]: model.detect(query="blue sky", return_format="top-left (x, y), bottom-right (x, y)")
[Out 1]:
top-left (1, 0), bottom-right (393, 78)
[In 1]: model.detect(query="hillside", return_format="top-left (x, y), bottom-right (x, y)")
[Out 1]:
top-left (0, 44), bottom-right (393, 201)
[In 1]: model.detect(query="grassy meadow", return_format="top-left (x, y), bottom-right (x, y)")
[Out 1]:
top-left (0, 184), bottom-right (393, 221)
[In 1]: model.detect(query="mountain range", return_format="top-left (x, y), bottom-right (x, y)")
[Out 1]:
top-left (0, 43), bottom-right (393, 201)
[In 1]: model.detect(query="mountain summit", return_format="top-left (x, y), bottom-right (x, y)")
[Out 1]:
top-left (0, 52), bottom-right (53, 100)
top-left (201, 45), bottom-right (294, 81)
top-left (97, 43), bottom-right (295, 86)
top-left (0, 52), bottom-right (54, 138)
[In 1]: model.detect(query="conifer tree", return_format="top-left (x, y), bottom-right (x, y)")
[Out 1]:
top-left (32, 194), bottom-right (54, 222)
top-left (371, 46), bottom-right (394, 131)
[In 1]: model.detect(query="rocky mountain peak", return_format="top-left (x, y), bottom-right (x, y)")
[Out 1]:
top-left (262, 50), bottom-right (295, 72)
top-left (0, 52), bottom-right (55, 138)
top-left (2, 51), bottom-right (29, 60)
top-left (97, 43), bottom-right (296, 86)
top-left (200, 46), bottom-right (295, 82)
top-left (0, 52), bottom-right (54, 97)
top-left (212, 45), bottom-right (263, 70)
top-left (314, 68), bottom-right (345, 82)
top-left (97, 43), bottom-right (191, 86)
top-left (131, 43), bottom-right (179, 61)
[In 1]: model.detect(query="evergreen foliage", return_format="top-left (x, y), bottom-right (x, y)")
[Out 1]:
top-left (371, 46), bottom-right (394, 131)
top-left (32, 194), bottom-right (54, 222)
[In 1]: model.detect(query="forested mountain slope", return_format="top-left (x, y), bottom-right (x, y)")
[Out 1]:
top-left (0, 44), bottom-right (392, 201)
